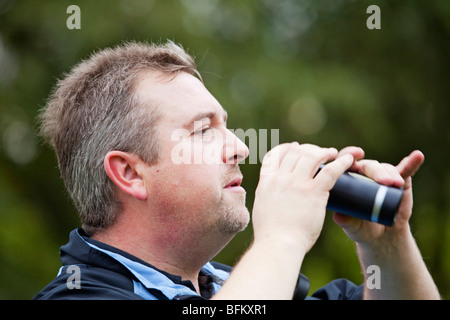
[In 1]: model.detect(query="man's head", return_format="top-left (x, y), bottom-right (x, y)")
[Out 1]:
top-left (39, 41), bottom-right (249, 238)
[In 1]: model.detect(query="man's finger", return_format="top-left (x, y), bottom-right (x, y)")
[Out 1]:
top-left (396, 150), bottom-right (425, 179)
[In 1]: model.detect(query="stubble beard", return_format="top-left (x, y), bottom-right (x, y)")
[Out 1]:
top-left (214, 192), bottom-right (250, 235)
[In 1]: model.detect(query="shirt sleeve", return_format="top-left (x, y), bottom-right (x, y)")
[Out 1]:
top-left (307, 278), bottom-right (364, 300)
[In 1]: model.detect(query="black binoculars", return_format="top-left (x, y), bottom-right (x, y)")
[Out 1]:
top-left (324, 168), bottom-right (403, 226)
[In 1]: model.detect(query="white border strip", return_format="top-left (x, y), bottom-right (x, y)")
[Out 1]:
top-left (371, 185), bottom-right (388, 222)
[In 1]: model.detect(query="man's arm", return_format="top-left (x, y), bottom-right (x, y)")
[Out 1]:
top-left (356, 227), bottom-right (440, 300)
top-left (213, 143), bottom-right (356, 299)
top-left (334, 150), bottom-right (440, 299)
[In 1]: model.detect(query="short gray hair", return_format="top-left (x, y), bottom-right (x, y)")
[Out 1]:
top-left (38, 41), bottom-right (198, 235)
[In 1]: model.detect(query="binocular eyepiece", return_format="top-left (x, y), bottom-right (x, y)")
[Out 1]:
top-left (321, 166), bottom-right (403, 226)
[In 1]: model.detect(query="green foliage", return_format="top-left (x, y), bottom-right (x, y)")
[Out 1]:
top-left (0, 0), bottom-right (448, 299)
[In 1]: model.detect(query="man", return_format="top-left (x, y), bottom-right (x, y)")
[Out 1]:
top-left (34, 41), bottom-right (440, 300)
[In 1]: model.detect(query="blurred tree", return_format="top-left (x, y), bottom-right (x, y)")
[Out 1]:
top-left (0, 0), bottom-right (448, 299)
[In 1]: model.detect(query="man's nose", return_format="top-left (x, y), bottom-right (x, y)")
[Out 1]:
top-left (223, 129), bottom-right (249, 164)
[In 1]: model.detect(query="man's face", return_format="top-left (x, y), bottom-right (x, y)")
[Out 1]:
top-left (136, 71), bottom-right (250, 241)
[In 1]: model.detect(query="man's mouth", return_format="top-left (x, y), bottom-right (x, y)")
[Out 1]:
top-left (224, 176), bottom-right (245, 193)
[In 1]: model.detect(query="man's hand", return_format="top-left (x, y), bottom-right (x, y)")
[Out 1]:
top-left (252, 142), bottom-right (355, 253)
top-left (332, 149), bottom-right (425, 245)
top-left (332, 149), bottom-right (440, 299)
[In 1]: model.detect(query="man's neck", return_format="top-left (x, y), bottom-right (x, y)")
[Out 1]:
top-left (91, 218), bottom-right (233, 294)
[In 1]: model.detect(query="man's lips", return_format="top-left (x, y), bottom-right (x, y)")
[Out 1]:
top-left (224, 176), bottom-right (245, 192)
top-left (224, 177), bottom-right (242, 188)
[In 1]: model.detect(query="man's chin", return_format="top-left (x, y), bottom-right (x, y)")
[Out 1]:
top-left (216, 203), bottom-right (250, 235)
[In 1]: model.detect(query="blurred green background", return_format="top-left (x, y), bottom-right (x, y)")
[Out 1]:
top-left (0, 0), bottom-right (449, 299)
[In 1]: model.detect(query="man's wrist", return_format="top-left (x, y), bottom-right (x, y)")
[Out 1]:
top-left (253, 229), bottom-right (311, 258)
top-left (356, 224), bottom-right (413, 259)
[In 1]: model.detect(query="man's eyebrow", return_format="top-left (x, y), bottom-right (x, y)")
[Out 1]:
top-left (186, 110), bottom-right (228, 127)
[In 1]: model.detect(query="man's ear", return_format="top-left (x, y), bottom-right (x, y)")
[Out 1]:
top-left (104, 151), bottom-right (148, 201)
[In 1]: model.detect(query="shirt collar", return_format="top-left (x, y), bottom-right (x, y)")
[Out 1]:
top-left (75, 229), bottom-right (229, 299)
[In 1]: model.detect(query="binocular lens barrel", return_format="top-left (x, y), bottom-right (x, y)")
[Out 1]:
top-left (323, 168), bottom-right (403, 226)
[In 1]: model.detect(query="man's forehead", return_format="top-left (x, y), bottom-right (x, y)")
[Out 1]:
top-left (185, 110), bottom-right (228, 127)
top-left (136, 70), bottom-right (202, 93)
top-left (136, 70), bottom-right (227, 124)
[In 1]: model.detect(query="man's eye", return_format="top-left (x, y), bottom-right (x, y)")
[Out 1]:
top-left (194, 127), bottom-right (210, 135)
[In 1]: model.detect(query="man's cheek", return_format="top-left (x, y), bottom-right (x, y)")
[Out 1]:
top-left (200, 135), bottom-right (224, 165)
